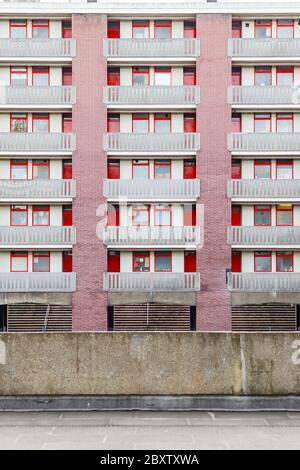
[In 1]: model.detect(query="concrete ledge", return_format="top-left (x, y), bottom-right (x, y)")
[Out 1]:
top-left (1, 395), bottom-right (300, 412)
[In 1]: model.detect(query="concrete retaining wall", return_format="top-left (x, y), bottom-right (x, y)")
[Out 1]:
top-left (0, 333), bottom-right (300, 396)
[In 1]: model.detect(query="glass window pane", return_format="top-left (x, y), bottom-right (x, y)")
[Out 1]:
top-left (254, 161), bottom-right (271, 179)
top-left (11, 162), bottom-right (27, 179)
top-left (255, 67), bottom-right (271, 86)
top-left (132, 21), bottom-right (149, 38)
top-left (155, 206), bottom-right (171, 226)
top-left (33, 115), bottom-right (49, 133)
top-left (33, 254), bottom-right (50, 272)
top-left (132, 160), bottom-right (149, 179)
top-left (11, 206), bottom-right (27, 226)
top-left (277, 115), bottom-right (293, 133)
top-left (132, 115), bottom-right (148, 133)
top-left (277, 208), bottom-right (293, 226)
top-left (155, 253), bottom-right (171, 272)
top-left (255, 206), bottom-right (271, 226)
top-left (11, 253), bottom-right (27, 272)
top-left (255, 253), bottom-right (271, 272)
top-left (277, 253), bottom-right (293, 272)
top-left (33, 160), bottom-right (49, 179)
top-left (33, 207), bottom-right (49, 226)
top-left (133, 253), bottom-right (150, 272)
top-left (154, 160), bottom-right (171, 179)
top-left (155, 68), bottom-right (171, 85)
top-left (133, 207), bottom-right (149, 226)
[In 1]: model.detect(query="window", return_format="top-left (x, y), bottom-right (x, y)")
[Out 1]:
top-left (132, 20), bottom-right (149, 39)
top-left (276, 204), bottom-right (293, 226)
top-left (254, 113), bottom-right (271, 133)
top-left (108, 21), bottom-right (120, 38)
top-left (107, 114), bottom-right (120, 133)
top-left (132, 113), bottom-right (149, 133)
top-left (32, 20), bottom-right (49, 38)
top-left (254, 251), bottom-right (272, 272)
top-left (255, 20), bottom-right (272, 38)
top-left (154, 113), bottom-right (171, 134)
top-left (254, 205), bottom-right (271, 226)
top-left (255, 66), bottom-right (272, 86)
top-left (276, 160), bottom-right (293, 179)
top-left (231, 160), bottom-right (241, 179)
top-left (32, 113), bottom-right (49, 133)
top-left (154, 205), bottom-right (172, 226)
top-left (33, 252), bottom-right (50, 272)
top-left (32, 66), bottom-right (49, 86)
top-left (33, 160), bottom-right (50, 179)
top-left (62, 113), bottom-right (72, 133)
top-left (277, 66), bottom-right (294, 86)
top-left (107, 160), bottom-right (120, 179)
top-left (132, 66), bottom-right (149, 86)
top-left (10, 19), bottom-right (27, 38)
top-left (107, 67), bottom-right (120, 86)
top-left (10, 205), bottom-right (28, 226)
top-left (10, 113), bottom-right (27, 133)
top-left (184, 114), bottom-right (196, 133)
top-left (231, 113), bottom-right (241, 132)
top-left (276, 113), bottom-right (293, 133)
top-left (32, 206), bottom-right (50, 226)
top-left (62, 20), bottom-right (72, 38)
top-left (132, 160), bottom-right (149, 179)
top-left (183, 159), bottom-right (196, 179)
top-left (184, 21), bottom-right (196, 38)
top-left (10, 160), bottom-right (28, 180)
top-left (154, 20), bottom-right (172, 39)
top-left (11, 252), bottom-right (28, 272)
top-left (155, 251), bottom-right (172, 272)
top-left (276, 251), bottom-right (293, 272)
top-left (154, 67), bottom-right (171, 86)
top-left (277, 19), bottom-right (294, 38)
top-left (154, 160), bottom-right (171, 179)
top-left (232, 20), bottom-right (242, 38)
top-left (62, 160), bottom-right (72, 179)
top-left (133, 252), bottom-right (150, 272)
top-left (10, 66), bottom-right (27, 86)
top-left (132, 205), bottom-right (150, 226)
top-left (232, 67), bottom-right (242, 86)
top-left (62, 67), bottom-right (72, 86)
top-left (254, 159), bottom-right (271, 179)
top-left (183, 67), bottom-right (196, 86)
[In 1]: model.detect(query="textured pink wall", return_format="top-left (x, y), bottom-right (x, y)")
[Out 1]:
top-left (72, 14), bottom-right (108, 331)
top-left (196, 14), bottom-right (232, 331)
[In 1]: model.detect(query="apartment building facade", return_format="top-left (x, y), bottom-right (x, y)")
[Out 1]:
top-left (0, 0), bottom-right (299, 332)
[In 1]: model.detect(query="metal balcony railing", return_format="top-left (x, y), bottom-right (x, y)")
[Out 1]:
top-left (104, 86), bottom-right (200, 105)
top-left (0, 38), bottom-right (76, 57)
top-left (0, 272), bottom-right (76, 292)
top-left (103, 179), bottom-right (200, 200)
top-left (0, 133), bottom-right (76, 152)
top-left (0, 86), bottom-right (76, 106)
top-left (0, 226), bottom-right (76, 246)
top-left (103, 38), bottom-right (200, 58)
top-left (228, 226), bottom-right (300, 246)
top-left (104, 226), bottom-right (200, 246)
top-left (0, 179), bottom-right (76, 200)
top-left (227, 179), bottom-right (300, 199)
top-left (228, 86), bottom-right (300, 106)
top-left (228, 38), bottom-right (300, 58)
top-left (103, 272), bottom-right (200, 291)
top-left (104, 133), bottom-right (200, 152)
top-left (228, 133), bottom-right (300, 152)
top-left (228, 272), bottom-right (300, 292)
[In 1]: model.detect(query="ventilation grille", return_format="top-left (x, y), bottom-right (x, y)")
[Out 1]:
top-left (7, 303), bottom-right (72, 332)
top-left (232, 304), bottom-right (296, 332)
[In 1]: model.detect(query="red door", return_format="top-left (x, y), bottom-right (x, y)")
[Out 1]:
top-left (63, 251), bottom-right (73, 272)
top-left (63, 205), bottom-right (72, 226)
top-left (184, 205), bottom-right (196, 226)
top-left (184, 114), bottom-right (196, 133)
top-left (62, 67), bottom-right (72, 85)
top-left (232, 251), bottom-right (241, 273)
top-left (231, 160), bottom-right (241, 179)
top-left (108, 251), bottom-right (120, 272)
top-left (232, 205), bottom-right (241, 226)
top-left (184, 21), bottom-right (196, 38)
top-left (183, 67), bottom-right (196, 86)
top-left (107, 67), bottom-right (120, 86)
top-left (108, 21), bottom-right (120, 38)
top-left (108, 205), bottom-right (120, 226)
top-left (62, 114), bottom-right (72, 133)
top-left (232, 113), bottom-right (242, 132)
top-left (107, 160), bottom-right (120, 179)
top-left (184, 251), bottom-right (196, 272)
top-left (184, 159), bottom-right (196, 179)
top-left (62, 21), bottom-right (72, 38)
top-left (107, 115), bottom-right (120, 133)
top-left (63, 160), bottom-right (72, 179)
top-left (232, 20), bottom-right (242, 38)
top-left (232, 67), bottom-right (242, 85)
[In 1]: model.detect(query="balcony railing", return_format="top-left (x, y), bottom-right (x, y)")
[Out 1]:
top-left (104, 226), bottom-right (200, 246)
top-left (103, 38), bottom-right (200, 58)
top-left (228, 86), bottom-right (300, 106)
top-left (227, 179), bottom-right (300, 199)
top-left (0, 133), bottom-right (76, 153)
top-left (104, 133), bottom-right (200, 152)
top-left (103, 272), bottom-right (200, 291)
top-left (0, 179), bottom-right (76, 200)
top-left (0, 272), bottom-right (76, 292)
top-left (228, 226), bottom-right (300, 246)
top-left (228, 133), bottom-right (300, 152)
top-left (0, 38), bottom-right (75, 58)
top-left (104, 86), bottom-right (200, 106)
top-left (228, 272), bottom-right (300, 292)
top-left (0, 226), bottom-right (76, 247)
top-left (103, 179), bottom-right (200, 200)
top-left (228, 38), bottom-right (300, 58)
top-left (0, 86), bottom-right (76, 106)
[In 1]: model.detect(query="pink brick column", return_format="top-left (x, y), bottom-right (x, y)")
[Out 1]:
top-left (72, 14), bottom-right (108, 331)
top-left (196, 14), bottom-right (232, 331)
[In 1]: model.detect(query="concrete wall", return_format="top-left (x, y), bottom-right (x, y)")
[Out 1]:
top-left (0, 332), bottom-right (300, 396)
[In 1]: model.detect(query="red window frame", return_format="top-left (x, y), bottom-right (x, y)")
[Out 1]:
top-left (32, 205), bottom-right (50, 226)
top-left (254, 159), bottom-right (272, 179)
top-left (10, 159), bottom-right (28, 179)
top-left (107, 160), bottom-right (120, 179)
top-left (154, 159), bottom-right (171, 179)
top-left (232, 66), bottom-right (242, 86)
top-left (132, 113), bottom-right (150, 133)
top-left (32, 20), bottom-right (49, 38)
top-left (254, 66), bottom-right (272, 86)
top-left (32, 113), bottom-right (50, 133)
top-left (154, 66), bottom-right (172, 86)
top-left (276, 251), bottom-right (294, 273)
top-left (32, 159), bottom-right (50, 179)
top-left (254, 113), bottom-right (272, 133)
top-left (10, 252), bottom-right (28, 273)
top-left (10, 205), bottom-right (28, 227)
top-left (107, 67), bottom-right (120, 86)
top-left (132, 66), bottom-right (149, 86)
top-left (62, 67), bottom-right (72, 86)
top-left (132, 205), bottom-right (150, 227)
top-left (132, 159), bottom-right (150, 178)
top-left (154, 20), bottom-right (172, 39)
top-left (32, 66), bottom-right (50, 86)
top-left (254, 205), bottom-right (272, 227)
top-left (254, 19), bottom-right (272, 38)
top-left (154, 205), bottom-right (172, 227)
top-left (154, 251), bottom-right (172, 272)
top-left (62, 20), bottom-right (72, 38)
top-left (277, 19), bottom-right (294, 38)
top-left (183, 67), bottom-right (196, 86)
top-left (231, 160), bottom-right (241, 179)
top-left (254, 251), bottom-right (272, 273)
top-left (276, 66), bottom-right (294, 85)
top-left (276, 204), bottom-right (293, 227)
top-left (9, 19), bottom-right (27, 38)
top-left (10, 113), bottom-right (28, 133)
top-left (10, 66), bottom-right (28, 86)
top-left (232, 20), bottom-right (242, 38)
top-left (132, 252), bottom-right (150, 272)
top-left (184, 21), bottom-right (196, 39)
top-left (32, 251), bottom-right (50, 273)
top-left (276, 113), bottom-right (294, 133)
top-left (132, 20), bottom-right (149, 39)
top-left (107, 20), bottom-right (120, 39)
top-left (107, 114), bottom-right (120, 133)
top-left (276, 159), bottom-right (293, 179)
top-left (154, 113), bottom-right (171, 133)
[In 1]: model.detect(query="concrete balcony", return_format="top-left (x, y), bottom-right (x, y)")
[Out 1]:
top-left (103, 38), bottom-right (200, 59)
top-left (0, 38), bottom-right (75, 62)
top-left (0, 133), bottom-right (76, 155)
top-left (0, 86), bottom-right (76, 109)
top-left (228, 226), bottom-right (300, 248)
top-left (104, 226), bottom-right (200, 248)
top-left (228, 38), bottom-right (300, 60)
top-left (0, 179), bottom-right (76, 202)
top-left (103, 179), bottom-right (200, 202)
top-left (228, 86), bottom-right (300, 108)
top-left (0, 272), bottom-right (76, 292)
top-left (104, 86), bottom-right (200, 108)
top-left (104, 133), bottom-right (200, 154)
top-left (228, 272), bottom-right (300, 293)
top-left (228, 133), bottom-right (300, 154)
top-left (103, 272), bottom-right (200, 292)
top-left (0, 226), bottom-right (76, 248)
top-left (228, 179), bottom-right (300, 201)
